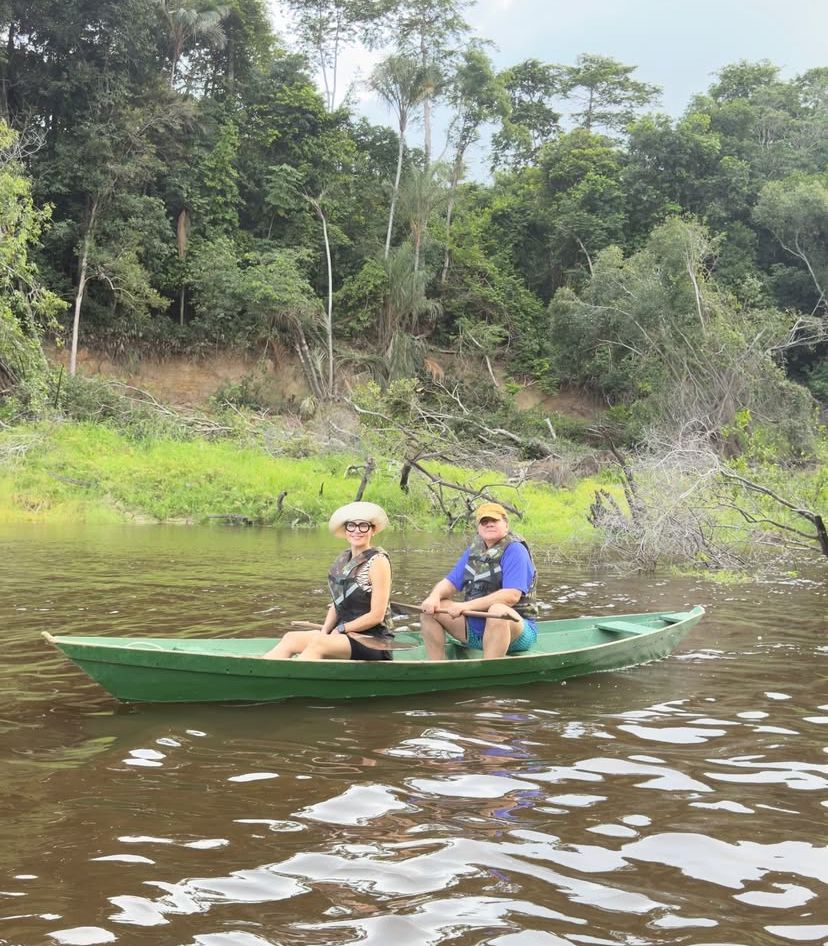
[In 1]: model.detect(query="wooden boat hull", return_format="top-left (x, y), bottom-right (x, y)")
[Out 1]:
top-left (42, 607), bottom-right (704, 703)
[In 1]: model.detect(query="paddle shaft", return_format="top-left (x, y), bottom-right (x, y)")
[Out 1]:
top-left (390, 600), bottom-right (503, 621)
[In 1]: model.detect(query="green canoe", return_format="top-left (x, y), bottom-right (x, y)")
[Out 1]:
top-left (41, 606), bottom-right (704, 703)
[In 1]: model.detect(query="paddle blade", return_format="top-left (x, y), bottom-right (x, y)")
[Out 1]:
top-left (350, 632), bottom-right (415, 651)
top-left (390, 601), bottom-right (424, 615)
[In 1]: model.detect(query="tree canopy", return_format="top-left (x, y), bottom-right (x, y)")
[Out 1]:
top-left (0, 1), bottom-right (825, 444)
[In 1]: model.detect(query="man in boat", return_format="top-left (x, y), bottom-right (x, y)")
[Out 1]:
top-left (419, 502), bottom-right (538, 660)
top-left (262, 501), bottom-right (394, 661)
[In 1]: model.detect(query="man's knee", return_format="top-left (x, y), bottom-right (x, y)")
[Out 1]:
top-left (487, 603), bottom-right (520, 622)
top-left (420, 613), bottom-right (444, 634)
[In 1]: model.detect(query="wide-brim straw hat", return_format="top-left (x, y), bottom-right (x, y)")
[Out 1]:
top-left (328, 501), bottom-right (389, 537)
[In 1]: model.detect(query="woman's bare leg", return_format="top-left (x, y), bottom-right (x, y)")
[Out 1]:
top-left (295, 633), bottom-right (353, 660)
top-left (262, 630), bottom-right (320, 660)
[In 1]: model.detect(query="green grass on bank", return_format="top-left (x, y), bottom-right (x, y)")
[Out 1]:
top-left (0, 422), bottom-right (606, 543)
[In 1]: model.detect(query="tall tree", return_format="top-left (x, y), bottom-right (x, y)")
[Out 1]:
top-left (392, 0), bottom-right (471, 166)
top-left (370, 53), bottom-right (432, 259)
top-left (539, 129), bottom-right (626, 285)
top-left (0, 120), bottom-right (65, 407)
top-left (278, 0), bottom-right (391, 111)
top-left (442, 47), bottom-right (507, 281)
top-left (563, 54), bottom-right (660, 134)
top-left (754, 175), bottom-right (828, 315)
top-left (691, 61), bottom-right (807, 183)
top-left (491, 58), bottom-right (563, 170)
top-left (157, 0), bottom-right (229, 89)
top-left (398, 161), bottom-right (448, 273)
top-left (54, 97), bottom-right (182, 374)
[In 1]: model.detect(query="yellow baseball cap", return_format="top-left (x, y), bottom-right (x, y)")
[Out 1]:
top-left (474, 502), bottom-right (508, 521)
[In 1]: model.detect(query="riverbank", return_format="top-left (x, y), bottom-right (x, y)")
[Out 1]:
top-left (0, 421), bottom-right (607, 544)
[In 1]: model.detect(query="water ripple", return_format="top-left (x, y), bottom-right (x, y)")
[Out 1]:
top-left (2, 526), bottom-right (827, 946)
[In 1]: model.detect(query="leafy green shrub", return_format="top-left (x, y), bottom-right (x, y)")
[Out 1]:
top-left (804, 362), bottom-right (828, 403)
top-left (333, 258), bottom-right (388, 339)
top-left (0, 120), bottom-right (65, 414)
top-left (210, 375), bottom-right (281, 413)
top-left (53, 374), bottom-right (191, 441)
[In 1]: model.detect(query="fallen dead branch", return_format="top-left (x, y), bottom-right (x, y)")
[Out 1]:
top-left (718, 468), bottom-right (828, 558)
top-left (400, 450), bottom-right (524, 529)
top-left (104, 381), bottom-right (235, 437)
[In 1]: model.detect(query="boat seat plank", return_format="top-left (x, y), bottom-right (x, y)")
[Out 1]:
top-left (659, 612), bottom-right (689, 624)
top-left (594, 620), bottom-right (649, 636)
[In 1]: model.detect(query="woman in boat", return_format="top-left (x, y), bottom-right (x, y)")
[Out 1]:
top-left (262, 501), bottom-right (393, 661)
top-left (419, 501), bottom-right (538, 660)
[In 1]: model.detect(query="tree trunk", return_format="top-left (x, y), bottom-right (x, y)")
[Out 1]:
top-left (1, 19), bottom-right (14, 119)
top-left (319, 204), bottom-right (334, 396)
top-left (385, 121), bottom-right (406, 260)
top-left (69, 200), bottom-right (98, 377)
top-left (421, 36), bottom-right (431, 165)
top-left (226, 35), bottom-right (234, 91)
top-left (177, 208), bottom-right (190, 327)
top-left (793, 234), bottom-right (827, 313)
top-left (69, 244), bottom-right (90, 378)
top-left (441, 154), bottom-right (464, 284)
top-left (423, 95), bottom-right (432, 166)
top-left (295, 327), bottom-right (324, 401)
top-left (354, 457), bottom-right (375, 501)
top-left (170, 32), bottom-right (183, 87)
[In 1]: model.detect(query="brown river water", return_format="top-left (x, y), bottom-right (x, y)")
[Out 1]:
top-left (1, 524), bottom-right (827, 946)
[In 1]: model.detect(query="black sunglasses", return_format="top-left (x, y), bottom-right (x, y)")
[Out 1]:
top-left (344, 521), bottom-right (373, 533)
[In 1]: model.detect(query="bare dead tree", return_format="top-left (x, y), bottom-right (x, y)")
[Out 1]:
top-left (400, 450), bottom-right (522, 522)
top-left (718, 468), bottom-right (828, 558)
top-left (351, 457), bottom-right (375, 501)
top-left (584, 432), bottom-right (750, 571)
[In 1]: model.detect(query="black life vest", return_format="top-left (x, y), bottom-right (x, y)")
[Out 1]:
top-left (327, 547), bottom-right (391, 632)
top-left (462, 533), bottom-right (538, 620)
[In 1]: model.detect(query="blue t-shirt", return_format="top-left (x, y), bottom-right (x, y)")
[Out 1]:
top-left (445, 541), bottom-right (535, 595)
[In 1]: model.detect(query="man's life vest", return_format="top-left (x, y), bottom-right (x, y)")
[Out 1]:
top-left (328, 547), bottom-right (391, 633)
top-left (462, 533), bottom-right (538, 620)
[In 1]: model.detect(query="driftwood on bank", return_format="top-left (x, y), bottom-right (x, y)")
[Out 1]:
top-left (104, 381), bottom-right (233, 437)
top-left (207, 514), bottom-right (255, 525)
top-left (585, 435), bottom-right (747, 571)
top-left (342, 395), bottom-right (532, 526)
top-left (344, 394), bottom-right (557, 458)
top-left (584, 427), bottom-right (828, 569)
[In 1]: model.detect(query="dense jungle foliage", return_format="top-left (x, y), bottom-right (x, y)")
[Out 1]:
top-left (1, 0), bottom-right (826, 452)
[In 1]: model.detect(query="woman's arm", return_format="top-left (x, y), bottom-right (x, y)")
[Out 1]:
top-left (319, 603), bottom-right (338, 634)
top-left (335, 555), bottom-right (391, 635)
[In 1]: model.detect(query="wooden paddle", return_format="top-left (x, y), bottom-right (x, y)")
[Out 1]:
top-left (288, 621), bottom-right (414, 651)
top-left (390, 600), bottom-right (497, 620)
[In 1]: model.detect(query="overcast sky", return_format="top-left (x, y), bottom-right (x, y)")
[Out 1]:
top-left (270, 0), bottom-right (828, 170)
